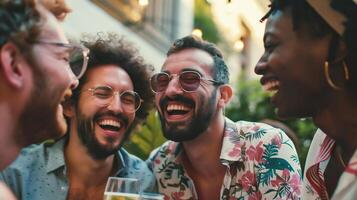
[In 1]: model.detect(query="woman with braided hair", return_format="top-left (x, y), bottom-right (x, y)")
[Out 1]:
top-left (255, 0), bottom-right (357, 199)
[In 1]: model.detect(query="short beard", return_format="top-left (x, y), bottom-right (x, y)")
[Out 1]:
top-left (17, 55), bottom-right (63, 146)
top-left (76, 108), bottom-right (133, 160)
top-left (160, 89), bottom-right (217, 142)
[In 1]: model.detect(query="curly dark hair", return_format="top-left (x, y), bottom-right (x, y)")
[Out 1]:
top-left (260, 0), bottom-right (357, 90)
top-left (167, 35), bottom-right (229, 84)
top-left (72, 33), bottom-right (155, 126)
top-left (0, 0), bottom-right (42, 50)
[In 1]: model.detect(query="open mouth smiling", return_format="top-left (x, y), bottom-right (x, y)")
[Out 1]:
top-left (261, 76), bottom-right (280, 94)
top-left (97, 119), bottom-right (122, 132)
top-left (166, 103), bottom-right (191, 115)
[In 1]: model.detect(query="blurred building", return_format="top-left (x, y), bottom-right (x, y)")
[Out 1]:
top-left (209, 0), bottom-right (269, 82)
top-left (63, 0), bottom-right (267, 82)
top-left (63, 0), bottom-right (194, 70)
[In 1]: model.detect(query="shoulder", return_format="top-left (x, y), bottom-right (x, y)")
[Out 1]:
top-left (231, 120), bottom-right (300, 167)
top-left (147, 140), bottom-right (178, 163)
top-left (234, 120), bottom-right (291, 145)
top-left (2, 143), bottom-right (46, 172)
top-left (0, 143), bottom-right (48, 197)
top-left (119, 148), bottom-right (157, 192)
top-left (120, 148), bottom-right (149, 171)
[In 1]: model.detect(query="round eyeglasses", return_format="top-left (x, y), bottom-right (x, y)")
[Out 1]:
top-left (34, 41), bottom-right (89, 79)
top-left (150, 70), bottom-right (223, 93)
top-left (85, 85), bottom-right (142, 113)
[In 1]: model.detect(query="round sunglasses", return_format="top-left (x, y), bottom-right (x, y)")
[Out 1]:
top-left (150, 70), bottom-right (223, 93)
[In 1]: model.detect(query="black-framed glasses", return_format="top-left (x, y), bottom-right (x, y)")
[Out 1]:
top-left (35, 41), bottom-right (89, 79)
top-left (85, 85), bottom-right (142, 113)
top-left (150, 70), bottom-right (223, 93)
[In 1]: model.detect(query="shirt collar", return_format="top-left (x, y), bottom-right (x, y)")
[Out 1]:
top-left (167, 118), bottom-right (243, 164)
top-left (219, 118), bottom-right (243, 163)
top-left (44, 136), bottom-right (129, 175)
top-left (113, 149), bottom-right (127, 176)
top-left (45, 136), bottom-right (67, 173)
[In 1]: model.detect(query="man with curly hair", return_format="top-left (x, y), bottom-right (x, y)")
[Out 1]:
top-left (0, 33), bottom-right (156, 200)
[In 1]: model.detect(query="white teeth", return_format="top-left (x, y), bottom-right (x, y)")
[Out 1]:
top-left (167, 104), bottom-right (190, 112)
top-left (263, 80), bottom-right (280, 92)
top-left (98, 119), bottom-right (121, 129)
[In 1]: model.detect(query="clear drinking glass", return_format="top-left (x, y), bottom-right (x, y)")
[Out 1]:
top-left (104, 177), bottom-right (140, 200)
top-left (140, 193), bottom-right (164, 200)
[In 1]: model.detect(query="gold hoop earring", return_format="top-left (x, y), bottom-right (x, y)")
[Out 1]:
top-left (343, 61), bottom-right (350, 81)
top-left (324, 61), bottom-right (340, 90)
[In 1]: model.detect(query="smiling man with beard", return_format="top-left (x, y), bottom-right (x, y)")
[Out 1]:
top-left (0, 0), bottom-right (81, 171)
top-left (147, 35), bottom-right (302, 200)
top-left (0, 33), bottom-right (156, 200)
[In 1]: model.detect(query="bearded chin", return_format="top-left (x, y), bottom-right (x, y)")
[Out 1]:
top-left (161, 92), bottom-right (217, 142)
top-left (76, 112), bottom-right (134, 160)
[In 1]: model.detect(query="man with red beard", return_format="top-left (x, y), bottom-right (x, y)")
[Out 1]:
top-left (0, 33), bottom-right (156, 200)
top-left (0, 0), bottom-right (83, 171)
top-left (148, 35), bottom-right (302, 200)
top-left (0, 1), bottom-right (84, 199)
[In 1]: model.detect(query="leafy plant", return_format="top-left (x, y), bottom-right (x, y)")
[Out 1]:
top-left (124, 111), bottom-right (166, 160)
top-left (194, 0), bottom-right (220, 43)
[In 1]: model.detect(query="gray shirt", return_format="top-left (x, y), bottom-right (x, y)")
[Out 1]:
top-left (0, 137), bottom-right (156, 200)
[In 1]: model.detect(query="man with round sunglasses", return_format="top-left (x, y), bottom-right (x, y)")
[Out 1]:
top-left (147, 35), bottom-right (302, 199)
top-left (0, 33), bottom-right (156, 199)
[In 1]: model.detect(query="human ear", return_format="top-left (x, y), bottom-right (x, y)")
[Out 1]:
top-left (0, 42), bottom-right (26, 89)
top-left (218, 85), bottom-right (233, 108)
top-left (62, 98), bottom-right (75, 118)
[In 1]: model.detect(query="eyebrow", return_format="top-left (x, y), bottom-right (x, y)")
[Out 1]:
top-left (162, 68), bottom-right (203, 76)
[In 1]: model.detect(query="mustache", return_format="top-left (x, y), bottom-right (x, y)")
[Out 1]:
top-left (159, 95), bottom-right (195, 108)
top-left (93, 111), bottom-right (129, 127)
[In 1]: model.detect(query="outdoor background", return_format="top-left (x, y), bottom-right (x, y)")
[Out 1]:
top-left (64, 0), bottom-right (317, 169)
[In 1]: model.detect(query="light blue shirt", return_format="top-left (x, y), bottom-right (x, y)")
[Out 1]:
top-left (0, 136), bottom-right (156, 200)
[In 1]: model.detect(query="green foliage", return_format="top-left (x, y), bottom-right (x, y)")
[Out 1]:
top-left (226, 79), bottom-right (316, 168)
top-left (194, 0), bottom-right (220, 43)
top-left (123, 111), bottom-right (166, 160)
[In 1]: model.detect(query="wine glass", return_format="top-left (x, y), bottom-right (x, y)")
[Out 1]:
top-left (140, 192), bottom-right (164, 200)
top-left (104, 177), bottom-right (140, 200)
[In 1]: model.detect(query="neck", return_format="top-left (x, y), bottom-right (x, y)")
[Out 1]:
top-left (65, 131), bottom-right (116, 187)
top-left (314, 93), bottom-right (357, 160)
top-left (0, 103), bottom-right (22, 170)
top-left (181, 114), bottom-right (226, 177)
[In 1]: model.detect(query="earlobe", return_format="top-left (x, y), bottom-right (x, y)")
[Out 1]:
top-left (0, 42), bottom-right (25, 89)
top-left (218, 85), bottom-right (233, 108)
top-left (62, 100), bottom-right (75, 118)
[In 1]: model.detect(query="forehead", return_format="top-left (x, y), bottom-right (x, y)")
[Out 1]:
top-left (84, 64), bottom-right (134, 89)
top-left (162, 48), bottom-right (214, 75)
top-left (265, 10), bottom-right (294, 40)
top-left (36, 4), bottom-right (68, 43)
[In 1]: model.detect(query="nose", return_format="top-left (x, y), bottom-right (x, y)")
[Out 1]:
top-left (70, 77), bottom-right (79, 90)
top-left (164, 75), bottom-right (184, 96)
top-left (66, 64), bottom-right (79, 90)
top-left (255, 56), bottom-right (268, 75)
top-left (107, 93), bottom-right (124, 113)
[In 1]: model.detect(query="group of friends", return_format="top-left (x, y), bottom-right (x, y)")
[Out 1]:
top-left (0, 0), bottom-right (356, 199)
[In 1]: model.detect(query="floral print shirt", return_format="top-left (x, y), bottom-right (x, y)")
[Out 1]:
top-left (147, 118), bottom-right (302, 200)
top-left (303, 129), bottom-right (357, 200)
